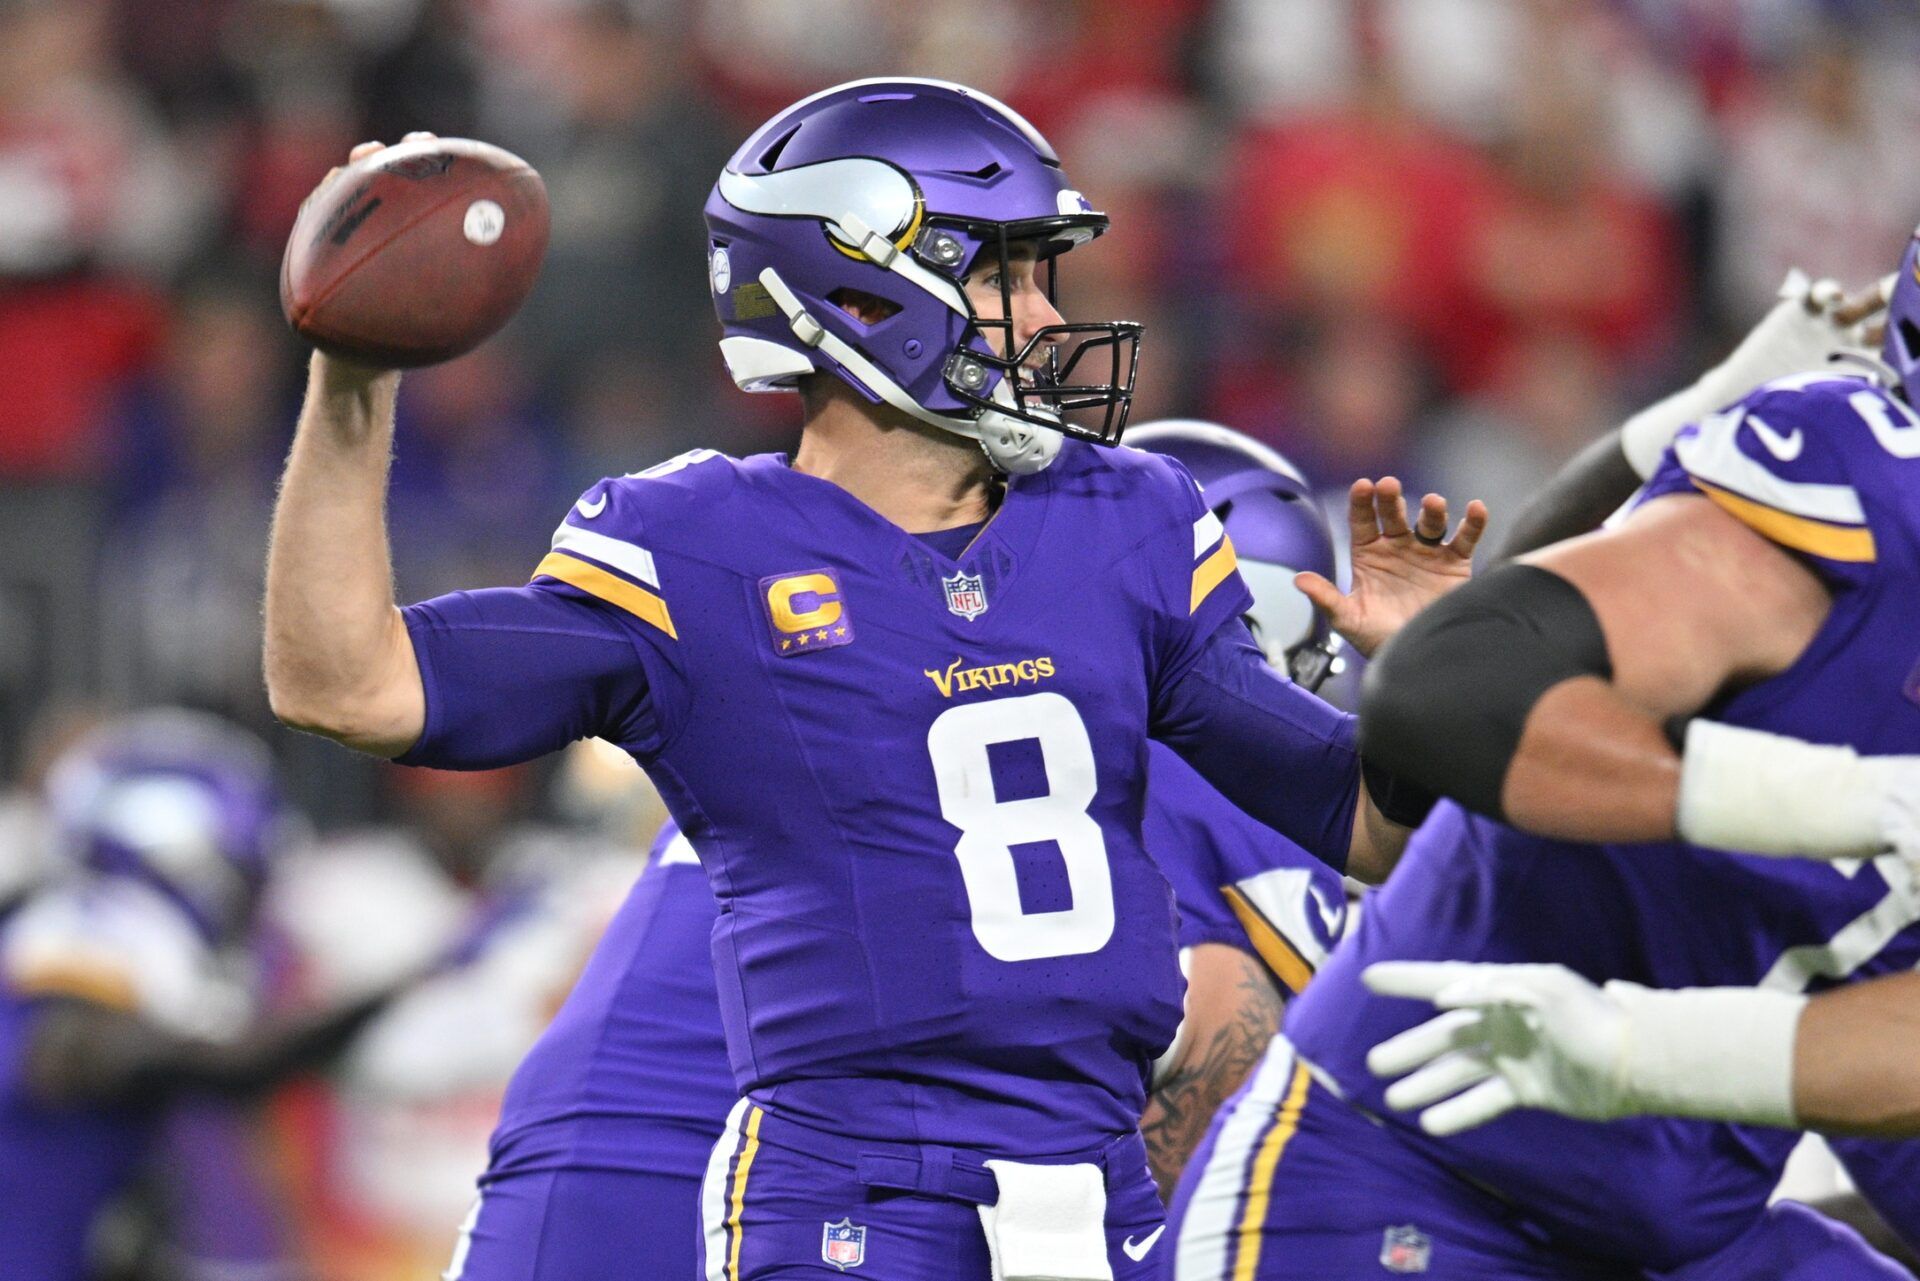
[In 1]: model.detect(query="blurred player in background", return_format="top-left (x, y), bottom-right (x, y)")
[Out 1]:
top-left (261, 754), bottom-right (644, 1281)
top-left (0, 710), bottom-right (394, 1281)
top-left (456, 421), bottom-right (1356, 1281)
top-left (1163, 245), bottom-right (1920, 1281)
top-left (264, 79), bottom-right (1482, 1280)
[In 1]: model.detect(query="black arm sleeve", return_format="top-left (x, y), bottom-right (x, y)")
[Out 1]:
top-left (1358, 563), bottom-right (1612, 820)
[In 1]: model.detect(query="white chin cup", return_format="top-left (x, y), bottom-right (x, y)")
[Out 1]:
top-left (974, 407), bottom-right (1062, 475)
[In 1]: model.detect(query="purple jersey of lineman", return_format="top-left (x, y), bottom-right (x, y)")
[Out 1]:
top-left (403, 441), bottom-right (1360, 1157)
top-left (1284, 370), bottom-right (1920, 1269)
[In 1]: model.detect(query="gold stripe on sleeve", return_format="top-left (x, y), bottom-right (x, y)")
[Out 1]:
top-left (1190, 534), bottom-right (1241, 614)
top-left (1221, 886), bottom-right (1317, 997)
top-left (1693, 482), bottom-right (1877, 564)
top-left (10, 960), bottom-right (140, 1011)
top-left (533, 552), bottom-right (679, 639)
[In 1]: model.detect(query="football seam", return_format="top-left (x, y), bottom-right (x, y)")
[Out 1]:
top-left (294, 170), bottom-right (535, 327)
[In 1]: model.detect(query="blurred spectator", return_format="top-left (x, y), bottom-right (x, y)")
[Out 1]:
top-left (1715, 23), bottom-right (1920, 325)
top-left (97, 274), bottom-right (295, 723)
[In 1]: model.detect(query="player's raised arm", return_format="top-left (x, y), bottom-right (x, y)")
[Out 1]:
top-left (265, 343), bottom-right (423, 755)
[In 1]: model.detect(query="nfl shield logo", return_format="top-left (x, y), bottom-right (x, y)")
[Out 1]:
top-left (942, 570), bottom-right (988, 621)
top-left (1380, 1224), bottom-right (1431, 1274)
top-left (821, 1218), bottom-right (865, 1271)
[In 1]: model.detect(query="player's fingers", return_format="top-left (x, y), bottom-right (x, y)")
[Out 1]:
top-left (1364, 960), bottom-right (1478, 1002)
top-left (1294, 572), bottom-right (1345, 617)
top-left (1384, 1050), bottom-right (1496, 1113)
top-left (1367, 1008), bottom-right (1484, 1078)
top-left (1449, 499), bottom-right (1489, 560)
top-left (401, 130), bottom-right (439, 143)
top-left (1375, 476), bottom-right (1412, 539)
top-left (349, 140), bottom-right (386, 161)
top-left (1420, 1077), bottom-right (1520, 1137)
top-left (1414, 493), bottom-right (1448, 544)
top-left (1832, 278), bottom-right (1892, 326)
top-left (1807, 277), bottom-right (1844, 313)
top-left (1345, 479), bottom-right (1380, 547)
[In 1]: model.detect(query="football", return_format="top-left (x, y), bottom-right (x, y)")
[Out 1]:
top-left (280, 137), bottom-right (549, 368)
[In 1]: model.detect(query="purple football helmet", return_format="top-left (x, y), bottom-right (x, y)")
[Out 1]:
top-left (1129, 420), bottom-right (1342, 691)
top-left (1884, 226), bottom-right (1920, 404)
top-left (43, 710), bottom-right (290, 941)
top-left (704, 77), bottom-right (1142, 474)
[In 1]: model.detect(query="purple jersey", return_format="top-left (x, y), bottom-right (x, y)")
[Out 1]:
top-left (402, 442), bottom-right (1361, 1157)
top-left (1145, 744), bottom-right (1347, 997)
top-left (492, 745), bottom-right (1351, 1185)
top-left (1286, 371), bottom-right (1920, 1270)
top-left (490, 824), bottom-right (729, 1181)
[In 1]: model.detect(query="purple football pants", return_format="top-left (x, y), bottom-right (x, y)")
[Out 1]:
top-left (1166, 1038), bottom-right (1906, 1281)
top-left (444, 1167), bottom-right (702, 1281)
top-left (698, 1098), bottom-right (1168, 1280)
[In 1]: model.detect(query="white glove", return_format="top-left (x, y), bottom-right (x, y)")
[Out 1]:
top-left (1677, 721), bottom-right (1920, 863)
top-left (1620, 270), bottom-right (1871, 478)
top-left (1363, 961), bottom-right (1804, 1136)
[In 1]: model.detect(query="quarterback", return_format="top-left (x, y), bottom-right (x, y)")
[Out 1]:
top-left (264, 80), bottom-right (1476, 1280)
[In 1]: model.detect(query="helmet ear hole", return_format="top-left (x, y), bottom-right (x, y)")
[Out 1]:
top-left (826, 288), bottom-right (902, 327)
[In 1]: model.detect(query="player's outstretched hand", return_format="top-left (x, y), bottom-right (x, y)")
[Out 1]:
top-left (1295, 478), bottom-right (1487, 659)
top-left (1362, 960), bottom-right (1634, 1136)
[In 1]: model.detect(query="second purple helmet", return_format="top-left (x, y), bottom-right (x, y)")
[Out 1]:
top-left (43, 710), bottom-right (291, 941)
top-left (1128, 420), bottom-right (1341, 691)
top-left (1884, 225), bottom-right (1920, 405)
top-left (704, 77), bottom-right (1141, 474)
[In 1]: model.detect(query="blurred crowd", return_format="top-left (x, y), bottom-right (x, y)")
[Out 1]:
top-left (3, 0), bottom-right (1920, 1274)
top-left (7, 0), bottom-right (1920, 774)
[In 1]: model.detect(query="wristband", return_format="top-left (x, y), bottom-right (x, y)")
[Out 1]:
top-left (1676, 720), bottom-right (1890, 859)
top-left (1605, 982), bottom-right (1806, 1127)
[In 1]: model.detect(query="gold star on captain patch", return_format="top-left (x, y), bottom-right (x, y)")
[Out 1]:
top-left (816, 629), bottom-right (829, 640)
top-left (834, 626), bottom-right (847, 637)
top-left (780, 639), bottom-right (792, 651)
top-left (797, 633), bottom-right (810, 645)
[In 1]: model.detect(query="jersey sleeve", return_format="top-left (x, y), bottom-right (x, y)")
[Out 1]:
top-left (1144, 459), bottom-right (1258, 693)
top-left (1639, 373), bottom-right (1892, 591)
top-left (399, 478), bottom-right (693, 770)
top-left (1150, 617), bottom-right (1361, 873)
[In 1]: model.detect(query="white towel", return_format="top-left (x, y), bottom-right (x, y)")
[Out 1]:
top-left (976, 1159), bottom-right (1113, 1281)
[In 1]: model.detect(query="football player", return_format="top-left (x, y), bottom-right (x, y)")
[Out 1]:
top-left (448, 423), bottom-right (1355, 1281)
top-left (265, 80), bottom-right (1483, 1281)
top-left (0, 710), bottom-right (394, 1281)
top-left (1165, 243), bottom-right (1920, 1281)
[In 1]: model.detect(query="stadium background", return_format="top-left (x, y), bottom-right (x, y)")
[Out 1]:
top-left (1, 0), bottom-right (1917, 1277)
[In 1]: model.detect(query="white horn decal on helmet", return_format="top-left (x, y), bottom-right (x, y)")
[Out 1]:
top-left (719, 160), bottom-right (919, 253)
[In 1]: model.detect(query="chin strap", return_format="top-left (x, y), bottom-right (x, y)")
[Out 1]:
top-left (757, 266), bottom-right (1061, 475)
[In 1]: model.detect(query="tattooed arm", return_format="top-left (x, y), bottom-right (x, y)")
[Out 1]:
top-left (1142, 943), bottom-right (1288, 1200)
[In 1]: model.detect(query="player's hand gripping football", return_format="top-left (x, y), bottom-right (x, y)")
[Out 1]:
top-left (1361, 961), bottom-right (1636, 1135)
top-left (1294, 478), bottom-right (1487, 658)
